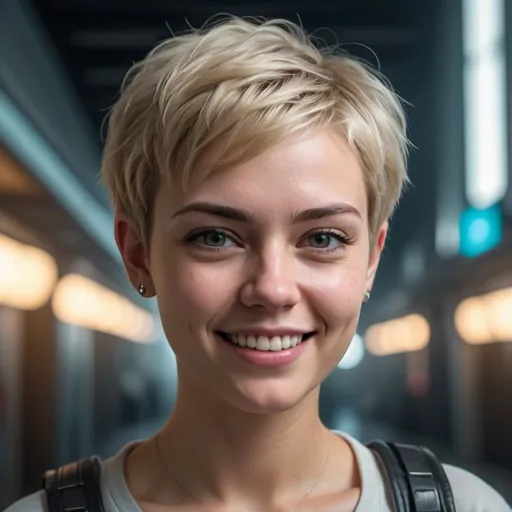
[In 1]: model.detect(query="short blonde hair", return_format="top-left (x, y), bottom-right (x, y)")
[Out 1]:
top-left (101, 17), bottom-right (410, 245)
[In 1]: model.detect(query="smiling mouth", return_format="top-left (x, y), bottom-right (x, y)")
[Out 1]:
top-left (217, 332), bottom-right (315, 351)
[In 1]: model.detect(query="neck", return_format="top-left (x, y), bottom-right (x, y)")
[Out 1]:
top-left (158, 370), bottom-right (333, 507)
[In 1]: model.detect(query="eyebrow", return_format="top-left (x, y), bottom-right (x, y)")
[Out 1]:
top-left (293, 204), bottom-right (361, 222)
top-left (171, 201), bottom-right (361, 223)
top-left (171, 202), bottom-right (254, 222)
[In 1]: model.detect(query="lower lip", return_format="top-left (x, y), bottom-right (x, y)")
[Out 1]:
top-left (219, 335), bottom-right (311, 367)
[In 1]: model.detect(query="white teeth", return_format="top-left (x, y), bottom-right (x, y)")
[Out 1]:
top-left (256, 336), bottom-right (270, 351)
top-left (269, 336), bottom-right (282, 351)
top-left (227, 334), bottom-right (306, 351)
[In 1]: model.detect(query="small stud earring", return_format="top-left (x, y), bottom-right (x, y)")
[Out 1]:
top-left (138, 284), bottom-right (146, 297)
top-left (364, 290), bottom-right (371, 303)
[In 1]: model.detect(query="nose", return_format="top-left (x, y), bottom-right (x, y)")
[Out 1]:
top-left (239, 245), bottom-right (301, 312)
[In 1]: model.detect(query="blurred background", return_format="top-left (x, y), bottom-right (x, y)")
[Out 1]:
top-left (1, 0), bottom-right (512, 507)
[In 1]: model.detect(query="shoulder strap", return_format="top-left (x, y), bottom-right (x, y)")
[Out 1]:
top-left (367, 440), bottom-right (456, 512)
top-left (43, 456), bottom-right (105, 512)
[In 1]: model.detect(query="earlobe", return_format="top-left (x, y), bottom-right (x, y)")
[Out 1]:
top-left (114, 212), bottom-right (155, 296)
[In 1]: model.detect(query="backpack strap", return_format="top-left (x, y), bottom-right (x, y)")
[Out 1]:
top-left (43, 456), bottom-right (105, 512)
top-left (367, 440), bottom-right (456, 512)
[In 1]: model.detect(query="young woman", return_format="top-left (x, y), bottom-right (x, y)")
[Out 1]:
top-left (7, 17), bottom-right (509, 512)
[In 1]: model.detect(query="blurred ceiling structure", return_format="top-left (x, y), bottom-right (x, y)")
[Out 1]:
top-left (33, 0), bottom-right (427, 137)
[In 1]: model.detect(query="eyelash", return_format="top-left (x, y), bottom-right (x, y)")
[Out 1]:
top-left (305, 229), bottom-right (355, 252)
top-left (184, 228), bottom-right (354, 253)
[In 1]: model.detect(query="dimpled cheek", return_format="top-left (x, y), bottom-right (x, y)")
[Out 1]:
top-left (307, 272), bottom-right (363, 328)
top-left (311, 275), bottom-right (363, 369)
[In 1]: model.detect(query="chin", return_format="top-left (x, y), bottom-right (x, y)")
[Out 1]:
top-left (228, 380), bottom-right (317, 415)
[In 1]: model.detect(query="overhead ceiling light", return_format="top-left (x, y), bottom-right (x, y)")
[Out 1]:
top-left (463, 0), bottom-right (507, 209)
top-left (365, 314), bottom-right (430, 356)
top-left (0, 233), bottom-right (58, 310)
top-left (52, 274), bottom-right (156, 343)
top-left (455, 287), bottom-right (512, 344)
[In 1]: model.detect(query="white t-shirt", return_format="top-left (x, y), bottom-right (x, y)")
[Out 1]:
top-left (5, 432), bottom-right (510, 511)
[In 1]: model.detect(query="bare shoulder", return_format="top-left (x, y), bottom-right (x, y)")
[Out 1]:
top-left (3, 491), bottom-right (47, 512)
top-left (444, 464), bottom-right (510, 511)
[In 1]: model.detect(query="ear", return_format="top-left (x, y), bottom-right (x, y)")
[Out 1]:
top-left (364, 221), bottom-right (388, 296)
top-left (114, 212), bottom-right (155, 297)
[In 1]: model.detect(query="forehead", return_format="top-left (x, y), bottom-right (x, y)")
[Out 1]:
top-left (164, 129), bottom-right (368, 221)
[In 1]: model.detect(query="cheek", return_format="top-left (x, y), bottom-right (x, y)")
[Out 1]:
top-left (152, 256), bottom-right (239, 323)
top-left (304, 264), bottom-right (365, 326)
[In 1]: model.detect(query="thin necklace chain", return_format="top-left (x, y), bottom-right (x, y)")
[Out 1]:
top-left (154, 430), bottom-right (331, 511)
top-left (294, 435), bottom-right (330, 509)
top-left (155, 433), bottom-right (197, 500)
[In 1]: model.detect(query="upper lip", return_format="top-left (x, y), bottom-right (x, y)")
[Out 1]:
top-left (220, 328), bottom-right (314, 337)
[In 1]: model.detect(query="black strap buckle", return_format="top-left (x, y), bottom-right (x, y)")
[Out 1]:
top-left (367, 440), bottom-right (456, 512)
top-left (43, 456), bottom-right (105, 512)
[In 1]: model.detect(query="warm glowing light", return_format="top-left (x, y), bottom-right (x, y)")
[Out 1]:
top-left (365, 314), bottom-right (430, 356)
top-left (454, 297), bottom-right (493, 345)
top-left (52, 274), bottom-right (156, 343)
top-left (456, 287), bottom-right (512, 344)
top-left (0, 233), bottom-right (58, 310)
top-left (485, 289), bottom-right (512, 341)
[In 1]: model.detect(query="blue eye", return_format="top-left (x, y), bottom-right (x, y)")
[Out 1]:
top-left (301, 230), bottom-right (353, 252)
top-left (187, 229), bottom-right (238, 248)
top-left (309, 232), bottom-right (341, 249)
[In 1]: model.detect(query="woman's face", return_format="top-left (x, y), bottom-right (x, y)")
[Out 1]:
top-left (118, 129), bottom-right (386, 414)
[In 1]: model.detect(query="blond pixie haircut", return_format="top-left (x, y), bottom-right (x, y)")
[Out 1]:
top-left (101, 17), bottom-right (409, 246)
